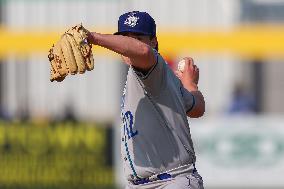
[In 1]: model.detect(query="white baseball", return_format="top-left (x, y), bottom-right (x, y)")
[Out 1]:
top-left (178, 59), bottom-right (186, 72)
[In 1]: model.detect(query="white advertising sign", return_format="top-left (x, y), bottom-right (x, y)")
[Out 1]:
top-left (191, 116), bottom-right (284, 188)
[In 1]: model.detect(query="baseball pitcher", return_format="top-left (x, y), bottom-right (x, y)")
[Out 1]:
top-left (48, 11), bottom-right (205, 189)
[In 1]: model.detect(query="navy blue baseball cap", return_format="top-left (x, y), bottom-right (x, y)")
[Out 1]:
top-left (114, 11), bottom-right (156, 37)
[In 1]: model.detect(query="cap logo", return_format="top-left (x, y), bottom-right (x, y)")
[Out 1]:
top-left (124, 13), bottom-right (139, 27)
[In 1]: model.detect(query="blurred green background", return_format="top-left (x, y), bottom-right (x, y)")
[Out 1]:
top-left (0, 121), bottom-right (114, 189)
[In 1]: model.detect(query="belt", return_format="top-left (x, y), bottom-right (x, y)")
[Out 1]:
top-left (131, 164), bottom-right (197, 185)
top-left (132, 173), bottom-right (172, 185)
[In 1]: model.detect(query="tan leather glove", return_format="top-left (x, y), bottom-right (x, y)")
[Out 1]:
top-left (48, 24), bottom-right (94, 82)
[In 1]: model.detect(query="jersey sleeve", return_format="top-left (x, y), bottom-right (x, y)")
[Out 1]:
top-left (180, 86), bottom-right (196, 113)
top-left (132, 49), bottom-right (165, 96)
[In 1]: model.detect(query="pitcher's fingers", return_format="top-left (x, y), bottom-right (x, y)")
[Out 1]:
top-left (184, 57), bottom-right (194, 63)
top-left (184, 57), bottom-right (195, 70)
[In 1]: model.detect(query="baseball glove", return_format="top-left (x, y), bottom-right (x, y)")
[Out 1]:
top-left (48, 24), bottom-right (94, 82)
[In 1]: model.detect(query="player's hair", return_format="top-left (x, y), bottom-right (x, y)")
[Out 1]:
top-left (155, 42), bottom-right (158, 51)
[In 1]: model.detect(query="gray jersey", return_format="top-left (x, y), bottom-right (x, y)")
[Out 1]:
top-left (120, 50), bottom-right (196, 182)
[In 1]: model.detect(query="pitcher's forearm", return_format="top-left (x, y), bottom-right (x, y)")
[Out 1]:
top-left (187, 90), bottom-right (205, 118)
top-left (88, 32), bottom-right (155, 70)
top-left (183, 82), bottom-right (198, 92)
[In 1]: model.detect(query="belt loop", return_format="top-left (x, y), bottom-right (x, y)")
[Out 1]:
top-left (193, 163), bottom-right (197, 173)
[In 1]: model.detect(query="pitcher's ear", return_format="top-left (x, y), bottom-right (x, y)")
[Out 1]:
top-left (150, 37), bottom-right (158, 51)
